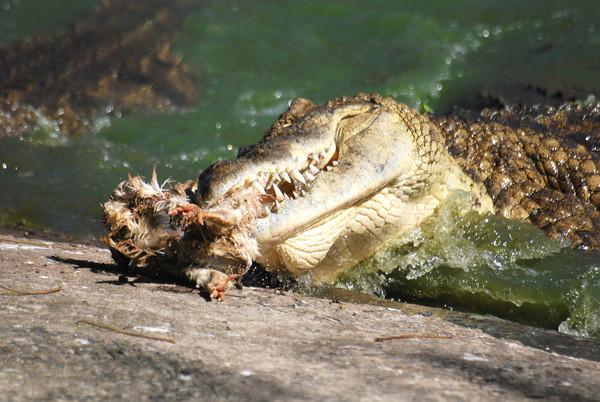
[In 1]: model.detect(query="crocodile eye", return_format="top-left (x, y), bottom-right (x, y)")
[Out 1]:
top-left (335, 105), bottom-right (382, 144)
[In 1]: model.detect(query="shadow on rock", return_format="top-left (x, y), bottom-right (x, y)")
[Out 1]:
top-left (406, 350), bottom-right (597, 402)
top-left (2, 326), bottom-right (309, 402)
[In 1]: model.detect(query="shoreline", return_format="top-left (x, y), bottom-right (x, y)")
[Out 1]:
top-left (1, 231), bottom-right (600, 400)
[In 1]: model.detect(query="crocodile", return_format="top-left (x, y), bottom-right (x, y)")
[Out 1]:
top-left (102, 93), bottom-right (600, 300)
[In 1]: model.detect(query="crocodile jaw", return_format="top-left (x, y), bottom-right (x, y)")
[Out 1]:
top-left (198, 96), bottom-right (492, 280)
top-left (253, 109), bottom-right (431, 279)
top-left (262, 159), bottom-right (494, 281)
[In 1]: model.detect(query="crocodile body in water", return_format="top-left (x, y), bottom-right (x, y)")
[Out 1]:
top-left (102, 93), bottom-right (600, 299)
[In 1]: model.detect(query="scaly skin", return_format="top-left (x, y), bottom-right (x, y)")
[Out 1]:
top-left (102, 94), bottom-right (600, 298)
top-left (436, 103), bottom-right (600, 249)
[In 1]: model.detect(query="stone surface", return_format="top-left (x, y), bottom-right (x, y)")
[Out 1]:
top-left (1, 232), bottom-right (600, 401)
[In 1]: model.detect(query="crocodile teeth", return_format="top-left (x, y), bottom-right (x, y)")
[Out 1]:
top-left (332, 160), bottom-right (339, 166)
top-left (290, 169), bottom-right (306, 185)
top-left (273, 183), bottom-right (285, 201)
top-left (275, 200), bottom-right (281, 210)
top-left (304, 171), bottom-right (315, 181)
top-left (292, 191), bottom-right (299, 199)
top-left (280, 171), bottom-right (292, 183)
top-left (308, 164), bottom-right (320, 175)
top-left (252, 181), bottom-right (266, 194)
top-left (325, 166), bottom-right (333, 172)
top-left (271, 172), bottom-right (281, 183)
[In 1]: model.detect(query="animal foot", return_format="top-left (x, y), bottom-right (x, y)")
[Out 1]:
top-left (208, 273), bottom-right (240, 302)
top-left (170, 202), bottom-right (206, 225)
top-left (170, 203), bottom-right (236, 227)
top-left (184, 266), bottom-right (239, 301)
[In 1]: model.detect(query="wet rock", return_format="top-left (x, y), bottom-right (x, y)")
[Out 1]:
top-left (1, 232), bottom-right (599, 401)
top-left (0, 235), bottom-right (600, 401)
top-left (0, 0), bottom-right (200, 137)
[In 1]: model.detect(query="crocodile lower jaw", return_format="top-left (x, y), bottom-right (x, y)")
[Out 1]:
top-left (255, 160), bottom-right (494, 281)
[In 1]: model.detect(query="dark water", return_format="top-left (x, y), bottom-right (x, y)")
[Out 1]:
top-left (1, 0), bottom-right (599, 337)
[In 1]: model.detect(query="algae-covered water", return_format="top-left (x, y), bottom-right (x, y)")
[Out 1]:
top-left (1, 0), bottom-right (600, 337)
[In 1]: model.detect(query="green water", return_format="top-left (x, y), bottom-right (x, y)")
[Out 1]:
top-left (1, 0), bottom-right (600, 337)
top-left (336, 193), bottom-right (600, 337)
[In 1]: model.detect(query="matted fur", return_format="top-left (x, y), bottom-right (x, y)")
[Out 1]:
top-left (102, 170), bottom-right (268, 277)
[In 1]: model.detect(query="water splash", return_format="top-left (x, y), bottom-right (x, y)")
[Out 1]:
top-left (336, 192), bottom-right (600, 337)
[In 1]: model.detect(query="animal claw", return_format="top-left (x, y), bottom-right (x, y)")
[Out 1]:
top-left (170, 203), bottom-right (242, 227)
top-left (208, 274), bottom-right (240, 301)
top-left (170, 203), bottom-right (206, 225)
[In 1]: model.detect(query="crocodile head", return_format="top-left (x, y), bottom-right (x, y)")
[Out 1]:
top-left (195, 94), bottom-right (492, 280)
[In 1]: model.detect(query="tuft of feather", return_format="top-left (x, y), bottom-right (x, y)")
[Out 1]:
top-left (102, 171), bottom-right (195, 268)
top-left (102, 171), bottom-right (270, 289)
